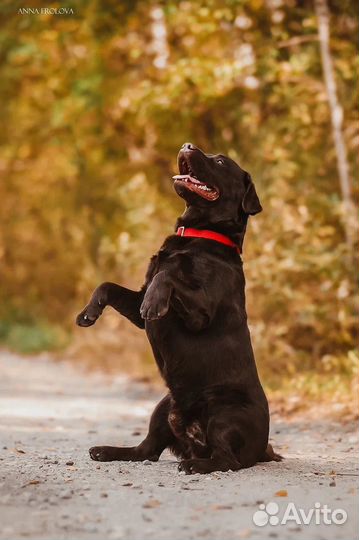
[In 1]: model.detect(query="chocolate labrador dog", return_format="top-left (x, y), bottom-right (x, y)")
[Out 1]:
top-left (76, 142), bottom-right (281, 474)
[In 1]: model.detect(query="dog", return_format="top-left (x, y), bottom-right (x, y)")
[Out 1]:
top-left (76, 142), bottom-right (281, 474)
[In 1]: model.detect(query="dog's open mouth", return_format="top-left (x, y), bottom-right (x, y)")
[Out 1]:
top-left (173, 159), bottom-right (219, 201)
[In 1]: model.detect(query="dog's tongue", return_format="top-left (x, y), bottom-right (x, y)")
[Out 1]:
top-left (172, 174), bottom-right (201, 184)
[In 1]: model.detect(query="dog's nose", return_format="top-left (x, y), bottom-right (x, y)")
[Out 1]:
top-left (181, 142), bottom-right (195, 151)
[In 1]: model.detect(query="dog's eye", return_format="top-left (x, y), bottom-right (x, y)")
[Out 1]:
top-left (217, 159), bottom-right (225, 165)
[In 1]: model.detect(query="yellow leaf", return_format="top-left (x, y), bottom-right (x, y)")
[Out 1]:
top-left (143, 499), bottom-right (161, 508)
top-left (275, 489), bottom-right (288, 497)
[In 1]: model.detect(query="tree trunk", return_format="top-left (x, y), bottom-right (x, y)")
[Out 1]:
top-left (150, 6), bottom-right (169, 70)
top-left (315, 0), bottom-right (355, 248)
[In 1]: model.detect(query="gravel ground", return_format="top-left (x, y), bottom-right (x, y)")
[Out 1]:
top-left (0, 351), bottom-right (358, 540)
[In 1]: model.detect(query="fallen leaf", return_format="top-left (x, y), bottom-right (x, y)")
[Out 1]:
top-left (211, 504), bottom-right (233, 510)
top-left (238, 529), bottom-right (252, 539)
top-left (142, 499), bottom-right (161, 508)
top-left (275, 489), bottom-right (288, 497)
top-left (22, 480), bottom-right (41, 487)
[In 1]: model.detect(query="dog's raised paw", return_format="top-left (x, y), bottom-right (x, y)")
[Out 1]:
top-left (76, 307), bottom-right (100, 327)
top-left (140, 297), bottom-right (169, 321)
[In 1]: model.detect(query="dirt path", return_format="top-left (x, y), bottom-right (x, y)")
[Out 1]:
top-left (0, 351), bottom-right (357, 540)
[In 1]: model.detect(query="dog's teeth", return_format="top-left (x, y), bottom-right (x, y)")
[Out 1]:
top-left (195, 184), bottom-right (213, 192)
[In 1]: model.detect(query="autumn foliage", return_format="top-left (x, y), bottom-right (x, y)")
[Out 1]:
top-left (0, 1), bottom-right (357, 399)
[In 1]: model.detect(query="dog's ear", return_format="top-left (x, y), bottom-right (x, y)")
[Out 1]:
top-left (242, 175), bottom-right (262, 215)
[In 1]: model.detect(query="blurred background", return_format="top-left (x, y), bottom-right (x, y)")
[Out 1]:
top-left (0, 0), bottom-right (357, 409)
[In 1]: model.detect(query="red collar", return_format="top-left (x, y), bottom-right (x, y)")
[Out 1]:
top-left (176, 226), bottom-right (241, 254)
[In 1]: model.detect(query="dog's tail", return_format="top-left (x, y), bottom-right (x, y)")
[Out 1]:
top-left (260, 443), bottom-right (283, 462)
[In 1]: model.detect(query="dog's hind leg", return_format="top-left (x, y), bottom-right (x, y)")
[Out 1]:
top-left (76, 282), bottom-right (145, 328)
top-left (178, 414), bottom-right (242, 474)
top-left (178, 403), bottom-right (272, 474)
top-left (89, 394), bottom-right (176, 462)
top-left (259, 443), bottom-right (283, 462)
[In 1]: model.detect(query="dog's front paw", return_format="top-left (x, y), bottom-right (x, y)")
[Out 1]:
top-left (76, 284), bottom-right (110, 327)
top-left (140, 290), bottom-right (170, 321)
top-left (140, 297), bottom-right (169, 321)
top-left (76, 303), bottom-right (103, 327)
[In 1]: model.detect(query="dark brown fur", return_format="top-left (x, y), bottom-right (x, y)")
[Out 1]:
top-left (76, 143), bottom-right (282, 474)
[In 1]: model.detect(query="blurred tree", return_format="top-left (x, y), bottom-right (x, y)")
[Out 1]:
top-left (0, 0), bottom-right (357, 390)
top-left (315, 0), bottom-right (355, 248)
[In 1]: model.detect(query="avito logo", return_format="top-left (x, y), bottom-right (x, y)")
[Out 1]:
top-left (253, 501), bottom-right (347, 527)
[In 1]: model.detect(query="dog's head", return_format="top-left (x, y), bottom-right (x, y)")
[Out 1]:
top-left (174, 143), bottom-right (262, 242)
